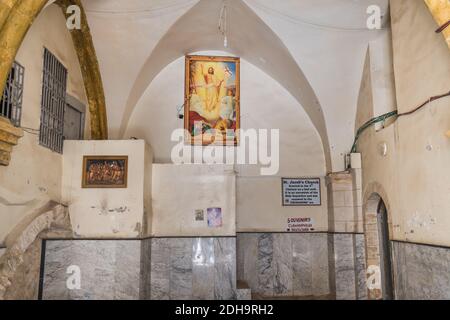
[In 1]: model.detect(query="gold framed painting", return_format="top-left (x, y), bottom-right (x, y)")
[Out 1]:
top-left (184, 55), bottom-right (240, 146)
top-left (82, 156), bottom-right (128, 188)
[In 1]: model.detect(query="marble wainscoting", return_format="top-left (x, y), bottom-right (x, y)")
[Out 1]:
top-left (42, 238), bottom-right (237, 300)
top-left (143, 237), bottom-right (237, 300)
top-left (392, 241), bottom-right (450, 300)
top-left (329, 233), bottom-right (367, 300)
top-left (237, 233), bottom-right (330, 298)
top-left (41, 240), bottom-right (141, 300)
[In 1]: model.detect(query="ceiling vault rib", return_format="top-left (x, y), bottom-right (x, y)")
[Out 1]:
top-left (120, 0), bottom-right (331, 171)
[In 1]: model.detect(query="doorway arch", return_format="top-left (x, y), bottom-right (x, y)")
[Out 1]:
top-left (364, 192), bottom-right (394, 300)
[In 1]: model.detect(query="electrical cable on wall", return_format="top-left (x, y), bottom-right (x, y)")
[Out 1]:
top-left (351, 90), bottom-right (450, 153)
top-left (436, 20), bottom-right (450, 33)
top-left (20, 126), bottom-right (40, 136)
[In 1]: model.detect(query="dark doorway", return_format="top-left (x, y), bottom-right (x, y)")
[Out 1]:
top-left (377, 200), bottom-right (394, 300)
top-left (63, 95), bottom-right (85, 141)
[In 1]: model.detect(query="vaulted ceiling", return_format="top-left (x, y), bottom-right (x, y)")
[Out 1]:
top-left (81, 0), bottom-right (389, 171)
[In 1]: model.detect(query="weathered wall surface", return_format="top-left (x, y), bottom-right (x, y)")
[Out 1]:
top-left (357, 0), bottom-right (450, 247)
top-left (0, 5), bottom-right (88, 244)
top-left (62, 140), bottom-right (151, 238)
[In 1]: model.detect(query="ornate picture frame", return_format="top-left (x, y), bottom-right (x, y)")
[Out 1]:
top-left (82, 156), bottom-right (128, 188)
top-left (184, 55), bottom-right (240, 146)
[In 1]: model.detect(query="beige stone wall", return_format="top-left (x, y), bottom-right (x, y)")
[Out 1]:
top-left (357, 0), bottom-right (450, 247)
top-left (0, 5), bottom-right (88, 244)
top-left (62, 140), bottom-right (150, 238)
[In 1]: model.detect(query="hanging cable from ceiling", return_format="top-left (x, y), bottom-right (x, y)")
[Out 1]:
top-left (218, 1), bottom-right (228, 48)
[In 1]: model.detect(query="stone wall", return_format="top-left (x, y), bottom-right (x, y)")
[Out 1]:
top-left (324, 161), bottom-right (367, 300)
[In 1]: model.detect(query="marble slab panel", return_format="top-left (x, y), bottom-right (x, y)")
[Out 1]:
top-left (169, 238), bottom-right (193, 300)
top-left (150, 238), bottom-right (171, 300)
top-left (257, 233), bottom-right (274, 296)
top-left (237, 233), bottom-right (331, 298)
top-left (214, 238), bottom-right (237, 300)
top-left (139, 239), bottom-right (151, 300)
top-left (332, 234), bottom-right (356, 300)
top-left (237, 233), bottom-right (259, 291)
top-left (311, 233), bottom-right (330, 296)
top-left (355, 234), bottom-right (367, 300)
top-left (192, 238), bottom-right (215, 300)
top-left (114, 241), bottom-right (141, 300)
top-left (292, 233), bottom-right (312, 296)
top-left (273, 234), bottom-right (293, 296)
top-left (42, 240), bottom-right (140, 300)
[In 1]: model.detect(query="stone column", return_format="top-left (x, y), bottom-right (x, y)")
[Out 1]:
top-left (326, 153), bottom-right (367, 300)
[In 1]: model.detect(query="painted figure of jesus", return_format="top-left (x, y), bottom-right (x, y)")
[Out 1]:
top-left (202, 65), bottom-right (224, 112)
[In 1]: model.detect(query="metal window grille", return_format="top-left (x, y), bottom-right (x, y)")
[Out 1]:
top-left (0, 61), bottom-right (24, 126)
top-left (39, 49), bottom-right (67, 154)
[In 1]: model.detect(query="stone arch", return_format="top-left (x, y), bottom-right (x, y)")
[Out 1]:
top-left (362, 181), bottom-right (393, 300)
top-left (124, 54), bottom-right (327, 172)
top-left (120, 0), bottom-right (331, 171)
top-left (0, 0), bottom-right (108, 139)
top-left (0, 204), bottom-right (71, 299)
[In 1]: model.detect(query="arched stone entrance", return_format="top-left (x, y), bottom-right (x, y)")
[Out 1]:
top-left (0, 0), bottom-right (108, 140)
top-left (363, 192), bottom-right (394, 300)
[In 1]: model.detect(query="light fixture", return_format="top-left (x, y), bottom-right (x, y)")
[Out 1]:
top-left (219, 1), bottom-right (228, 48)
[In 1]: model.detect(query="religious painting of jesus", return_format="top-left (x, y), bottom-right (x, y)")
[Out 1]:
top-left (184, 55), bottom-right (240, 146)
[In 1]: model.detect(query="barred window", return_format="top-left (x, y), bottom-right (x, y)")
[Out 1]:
top-left (0, 61), bottom-right (24, 127)
top-left (39, 48), bottom-right (67, 154)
